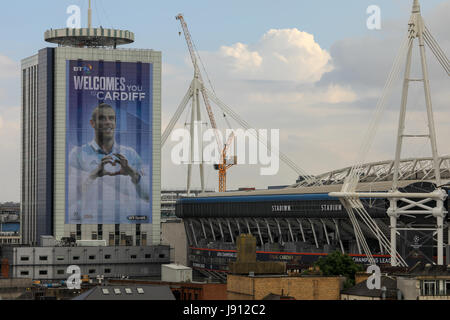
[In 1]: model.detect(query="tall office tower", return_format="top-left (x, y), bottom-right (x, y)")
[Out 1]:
top-left (21, 11), bottom-right (161, 246)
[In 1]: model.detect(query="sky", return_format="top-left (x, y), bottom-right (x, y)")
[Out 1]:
top-left (0, 0), bottom-right (449, 202)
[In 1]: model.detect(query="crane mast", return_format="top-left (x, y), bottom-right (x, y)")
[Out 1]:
top-left (176, 14), bottom-right (223, 152)
top-left (217, 132), bottom-right (236, 192)
top-left (164, 14), bottom-right (312, 193)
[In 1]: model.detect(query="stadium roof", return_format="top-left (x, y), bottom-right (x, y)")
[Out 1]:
top-left (291, 155), bottom-right (450, 188)
top-left (195, 156), bottom-right (450, 198)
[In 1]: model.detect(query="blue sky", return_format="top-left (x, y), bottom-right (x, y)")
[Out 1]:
top-left (0, 0), bottom-right (445, 60)
top-left (0, 0), bottom-right (448, 201)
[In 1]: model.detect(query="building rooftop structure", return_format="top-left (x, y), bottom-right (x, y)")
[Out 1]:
top-left (73, 284), bottom-right (175, 300)
top-left (395, 261), bottom-right (450, 299)
top-left (109, 278), bottom-right (227, 300)
top-left (341, 276), bottom-right (398, 300)
top-left (406, 262), bottom-right (450, 277)
top-left (163, 264), bottom-right (192, 271)
top-left (44, 1), bottom-right (134, 48)
top-left (44, 28), bottom-right (134, 48)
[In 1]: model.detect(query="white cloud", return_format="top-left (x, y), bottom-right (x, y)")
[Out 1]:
top-left (219, 42), bottom-right (262, 71)
top-left (0, 106), bottom-right (20, 146)
top-left (323, 84), bottom-right (357, 104)
top-left (0, 106), bottom-right (20, 202)
top-left (245, 84), bottom-right (357, 108)
top-left (204, 28), bottom-right (333, 83)
top-left (0, 55), bottom-right (19, 79)
top-left (0, 53), bottom-right (20, 201)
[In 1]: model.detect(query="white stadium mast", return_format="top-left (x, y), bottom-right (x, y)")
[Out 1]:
top-left (330, 0), bottom-right (450, 266)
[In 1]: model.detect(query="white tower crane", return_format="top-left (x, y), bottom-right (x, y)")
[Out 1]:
top-left (162, 14), bottom-right (317, 194)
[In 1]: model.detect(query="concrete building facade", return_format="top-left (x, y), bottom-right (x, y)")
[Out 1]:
top-left (21, 43), bottom-right (161, 247)
top-left (1, 244), bottom-right (169, 281)
top-left (161, 219), bottom-right (188, 266)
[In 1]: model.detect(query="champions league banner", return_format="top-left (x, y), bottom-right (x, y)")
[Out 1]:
top-left (66, 60), bottom-right (153, 224)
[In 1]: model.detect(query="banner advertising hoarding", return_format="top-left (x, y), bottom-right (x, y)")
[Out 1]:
top-left (66, 60), bottom-right (153, 224)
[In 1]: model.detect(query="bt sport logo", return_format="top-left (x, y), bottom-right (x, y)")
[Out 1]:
top-left (73, 64), bottom-right (93, 75)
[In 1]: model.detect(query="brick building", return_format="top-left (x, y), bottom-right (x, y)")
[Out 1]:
top-left (227, 274), bottom-right (344, 300)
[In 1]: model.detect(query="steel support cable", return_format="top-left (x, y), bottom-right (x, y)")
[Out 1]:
top-left (423, 27), bottom-right (450, 75)
top-left (353, 33), bottom-right (409, 164)
top-left (219, 102), bottom-right (315, 184)
top-left (349, 199), bottom-right (386, 242)
top-left (423, 26), bottom-right (450, 71)
top-left (343, 200), bottom-right (376, 265)
top-left (346, 35), bottom-right (412, 190)
top-left (347, 205), bottom-right (375, 263)
top-left (353, 218), bottom-right (375, 264)
top-left (192, 40), bottom-right (219, 97)
top-left (205, 88), bottom-right (318, 185)
top-left (345, 198), bottom-right (398, 263)
top-left (207, 90), bottom-right (300, 172)
top-left (423, 36), bottom-right (450, 75)
top-left (199, 88), bottom-right (223, 151)
top-left (348, 198), bottom-right (408, 267)
top-left (344, 35), bottom-right (409, 190)
top-left (223, 112), bottom-right (233, 131)
top-left (161, 85), bottom-right (193, 146)
top-left (342, 200), bottom-right (374, 261)
top-left (348, 204), bottom-right (404, 267)
top-left (349, 35), bottom-right (411, 181)
top-left (351, 201), bottom-right (408, 267)
top-left (424, 35), bottom-right (450, 75)
top-left (347, 209), bottom-right (363, 253)
top-left (353, 207), bottom-right (389, 250)
top-left (351, 204), bottom-right (397, 265)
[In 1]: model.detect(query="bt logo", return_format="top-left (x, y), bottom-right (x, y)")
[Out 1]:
top-left (73, 65), bottom-right (93, 74)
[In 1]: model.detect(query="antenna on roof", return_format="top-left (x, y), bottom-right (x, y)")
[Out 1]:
top-left (412, 0), bottom-right (420, 13)
top-left (88, 0), bottom-right (93, 28)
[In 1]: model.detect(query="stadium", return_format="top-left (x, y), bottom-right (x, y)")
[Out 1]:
top-left (176, 156), bottom-right (450, 281)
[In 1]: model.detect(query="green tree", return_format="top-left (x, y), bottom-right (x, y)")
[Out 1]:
top-left (314, 251), bottom-right (364, 288)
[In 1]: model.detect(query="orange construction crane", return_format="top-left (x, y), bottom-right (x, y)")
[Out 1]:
top-left (215, 132), bottom-right (237, 192)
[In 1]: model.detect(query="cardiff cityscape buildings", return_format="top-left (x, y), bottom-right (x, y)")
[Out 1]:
top-left (0, 0), bottom-right (449, 306)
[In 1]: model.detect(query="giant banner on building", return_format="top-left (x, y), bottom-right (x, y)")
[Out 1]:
top-left (66, 60), bottom-right (153, 224)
